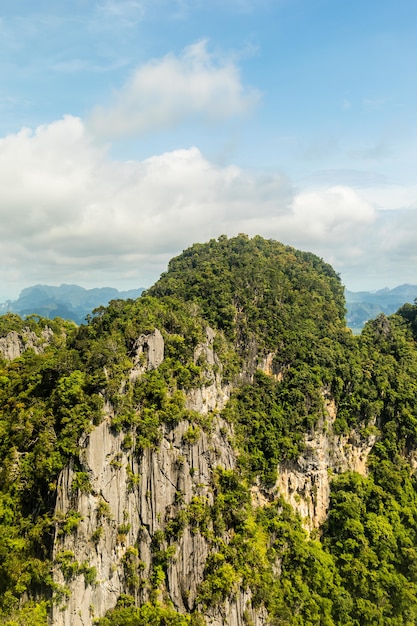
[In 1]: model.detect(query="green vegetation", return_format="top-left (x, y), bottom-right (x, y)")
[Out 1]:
top-left (195, 469), bottom-right (353, 624)
top-left (55, 551), bottom-right (96, 585)
top-left (1, 236), bottom-right (417, 625)
top-left (0, 315), bottom-right (103, 621)
top-left (94, 596), bottom-right (197, 625)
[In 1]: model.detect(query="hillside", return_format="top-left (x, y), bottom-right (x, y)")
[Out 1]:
top-left (1, 234), bottom-right (417, 625)
top-left (3, 280), bottom-right (416, 336)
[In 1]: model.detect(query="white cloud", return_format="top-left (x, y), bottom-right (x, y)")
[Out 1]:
top-left (0, 115), bottom-right (416, 300)
top-left (359, 185), bottom-right (417, 211)
top-left (88, 40), bottom-right (261, 138)
top-left (288, 186), bottom-right (376, 239)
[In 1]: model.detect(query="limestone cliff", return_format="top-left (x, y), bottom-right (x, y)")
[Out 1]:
top-left (52, 328), bottom-right (250, 626)
top-left (51, 329), bottom-right (376, 626)
top-left (277, 398), bottom-right (377, 530)
top-left (0, 326), bottom-right (54, 360)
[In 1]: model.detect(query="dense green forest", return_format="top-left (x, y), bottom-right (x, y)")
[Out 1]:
top-left (1, 235), bottom-right (417, 625)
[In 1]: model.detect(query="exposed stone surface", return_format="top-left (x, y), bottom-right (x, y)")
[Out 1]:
top-left (278, 399), bottom-right (377, 529)
top-left (51, 329), bottom-right (377, 624)
top-left (129, 328), bottom-right (165, 382)
top-left (51, 416), bottom-right (240, 625)
top-left (0, 327), bottom-right (54, 361)
top-left (204, 590), bottom-right (268, 626)
top-left (259, 351), bottom-right (284, 381)
top-left (187, 327), bottom-right (230, 415)
top-left (51, 328), bottom-right (261, 626)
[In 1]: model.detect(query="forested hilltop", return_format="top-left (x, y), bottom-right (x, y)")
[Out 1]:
top-left (1, 234), bottom-right (417, 625)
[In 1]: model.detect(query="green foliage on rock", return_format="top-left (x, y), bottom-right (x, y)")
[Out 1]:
top-left (0, 316), bottom-right (102, 617)
top-left (95, 597), bottom-right (194, 625)
top-left (2, 236), bottom-right (417, 624)
top-left (0, 600), bottom-right (49, 626)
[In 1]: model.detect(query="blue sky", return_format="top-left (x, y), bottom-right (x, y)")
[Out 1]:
top-left (1, 0), bottom-right (417, 300)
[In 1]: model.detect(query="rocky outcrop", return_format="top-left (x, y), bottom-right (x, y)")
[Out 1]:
top-left (277, 399), bottom-right (378, 529)
top-left (51, 329), bottom-right (377, 624)
top-left (0, 327), bottom-right (54, 361)
top-left (259, 351), bottom-right (285, 381)
top-left (51, 414), bottom-right (236, 625)
top-left (129, 328), bottom-right (165, 382)
top-left (187, 327), bottom-right (230, 415)
top-left (51, 327), bottom-right (261, 626)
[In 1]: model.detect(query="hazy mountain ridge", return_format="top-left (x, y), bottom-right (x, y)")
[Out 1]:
top-left (3, 282), bottom-right (417, 332)
top-left (345, 283), bottom-right (417, 330)
top-left (0, 284), bottom-right (145, 324)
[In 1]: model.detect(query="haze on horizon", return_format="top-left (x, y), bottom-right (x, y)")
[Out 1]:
top-left (1, 0), bottom-right (416, 302)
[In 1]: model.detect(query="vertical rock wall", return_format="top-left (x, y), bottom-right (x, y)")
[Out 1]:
top-left (51, 330), bottom-right (377, 625)
top-left (51, 327), bottom-right (264, 626)
top-left (0, 327), bottom-right (54, 361)
top-left (51, 414), bottom-right (238, 625)
top-left (277, 399), bottom-right (377, 530)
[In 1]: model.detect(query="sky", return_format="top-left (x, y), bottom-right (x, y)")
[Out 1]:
top-left (1, 0), bottom-right (417, 301)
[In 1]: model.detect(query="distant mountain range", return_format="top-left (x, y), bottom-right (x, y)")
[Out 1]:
top-left (345, 283), bottom-right (417, 331)
top-left (1, 282), bottom-right (416, 330)
top-left (0, 284), bottom-right (145, 324)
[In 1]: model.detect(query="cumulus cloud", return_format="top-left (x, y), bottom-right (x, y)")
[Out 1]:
top-left (88, 40), bottom-right (261, 138)
top-left (0, 115), bottom-right (416, 300)
top-left (287, 186), bottom-right (376, 240)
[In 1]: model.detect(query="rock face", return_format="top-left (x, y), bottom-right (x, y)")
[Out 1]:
top-left (129, 328), bottom-right (165, 382)
top-left (52, 328), bottom-right (256, 626)
top-left (277, 399), bottom-right (377, 530)
top-left (51, 330), bottom-right (376, 625)
top-left (52, 414), bottom-right (235, 625)
top-left (0, 327), bottom-right (54, 361)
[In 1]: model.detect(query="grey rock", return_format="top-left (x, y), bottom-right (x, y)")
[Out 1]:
top-left (50, 330), bottom-right (377, 625)
top-left (0, 327), bottom-right (54, 361)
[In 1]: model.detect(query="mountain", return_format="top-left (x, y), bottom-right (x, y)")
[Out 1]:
top-left (345, 284), bottom-right (417, 331)
top-left (1, 234), bottom-right (417, 625)
top-left (0, 284), bottom-right (145, 324)
top-left (3, 281), bottom-right (416, 334)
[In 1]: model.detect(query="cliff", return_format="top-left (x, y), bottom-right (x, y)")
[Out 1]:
top-left (0, 326), bottom-right (54, 361)
top-left (50, 327), bottom-right (377, 626)
top-left (51, 328), bottom-right (236, 625)
top-left (1, 235), bottom-right (417, 626)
